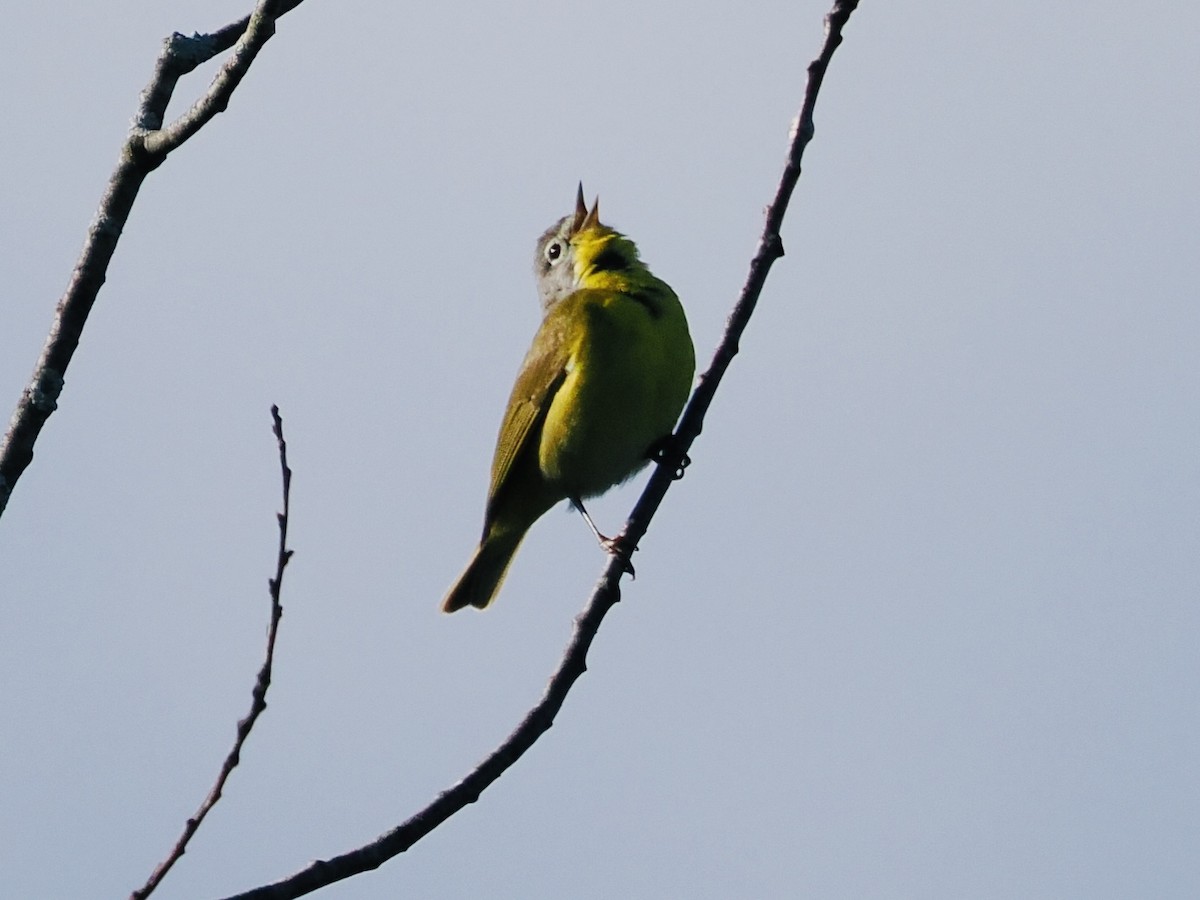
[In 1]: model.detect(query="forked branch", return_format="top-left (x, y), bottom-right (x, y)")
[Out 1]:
top-left (0, 0), bottom-right (306, 518)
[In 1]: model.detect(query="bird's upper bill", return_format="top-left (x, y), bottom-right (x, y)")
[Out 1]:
top-left (570, 183), bottom-right (602, 237)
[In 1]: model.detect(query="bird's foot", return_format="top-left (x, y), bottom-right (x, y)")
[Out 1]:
top-left (572, 497), bottom-right (638, 578)
top-left (600, 532), bottom-right (638, 579)
top-left (647, 434), bottom-right (691, 480)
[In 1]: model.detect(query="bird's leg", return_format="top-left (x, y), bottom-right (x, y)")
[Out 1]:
top-left (646, 434), bottom-right (691, 480)
top-left (571, 497), bottom-right (636, 577)
top-left (571, 497), bottom-right (607, 542)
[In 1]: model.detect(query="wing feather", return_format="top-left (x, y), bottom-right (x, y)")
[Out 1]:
top-left (484, 317), bottom-right (571, 522)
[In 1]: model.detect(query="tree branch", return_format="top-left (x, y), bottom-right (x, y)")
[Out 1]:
top-left (0, 0), bottom-right (306, 519)
top-left (131, 406), bottom-right (294, 900)
top-left (623, 0), bottom-right (860, 547)
top-left (219, 3), bottom-right (861, 897)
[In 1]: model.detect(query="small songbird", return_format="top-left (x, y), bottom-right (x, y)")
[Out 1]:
top-left (441, 186), bottom-right (695, 612)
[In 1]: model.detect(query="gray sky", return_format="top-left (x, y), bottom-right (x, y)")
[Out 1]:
top-left (2, 2), bottom-right (1198, 898)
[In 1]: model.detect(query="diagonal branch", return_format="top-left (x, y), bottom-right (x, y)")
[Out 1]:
top-left (0, 0), bottom-right (306, 519)
top-left (130, 406), bottom-right (294, 900)
top-left (219, 3), bottom-right (861, 898)
top-left (621, 0), bottom-right (860, 549)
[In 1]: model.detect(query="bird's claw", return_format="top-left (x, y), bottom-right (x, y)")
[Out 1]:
top-left (601, 533), bottom-right (638, 579)
top-left (649, 435), bottom-right (691, 480)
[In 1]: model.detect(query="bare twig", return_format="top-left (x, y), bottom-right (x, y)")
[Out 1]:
top-left (0, 0), bottom-right (306, 519)
top-left (219, 3), bottom-right (861, 898)
top-left (622, 0), bottom-right (860, 549)
top-left (131, 406), bottom-right (293, 900)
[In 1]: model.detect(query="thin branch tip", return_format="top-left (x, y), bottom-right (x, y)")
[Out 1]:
top-left (130, 392), bottom-right (296, 900)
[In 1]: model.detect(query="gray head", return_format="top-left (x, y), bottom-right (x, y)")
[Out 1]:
top-left (532, 184), bottom-right (598, 310)
top-left (533, 215), bottom-right (578, 309)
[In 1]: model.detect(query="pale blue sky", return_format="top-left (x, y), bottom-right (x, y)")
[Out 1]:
top-left (2, 2), bottom-right (1198, 898)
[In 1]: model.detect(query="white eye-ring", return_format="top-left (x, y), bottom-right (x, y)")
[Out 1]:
top-left (545, 241), bottom-right (563, 262)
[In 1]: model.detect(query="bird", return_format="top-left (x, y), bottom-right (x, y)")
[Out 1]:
top-left (441, 186), bottom-right (695, 612)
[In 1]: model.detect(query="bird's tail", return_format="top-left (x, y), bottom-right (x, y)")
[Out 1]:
top-left (441, 527), bottom-right (526, 612)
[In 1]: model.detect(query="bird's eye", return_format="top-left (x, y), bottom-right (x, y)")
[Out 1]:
top-left (545, 241), bottom-right (562, 262)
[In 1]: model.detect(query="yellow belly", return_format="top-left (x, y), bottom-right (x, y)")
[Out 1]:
top-left (538, 288), bottom-right (694, 498)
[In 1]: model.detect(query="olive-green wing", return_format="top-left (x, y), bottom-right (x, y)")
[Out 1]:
top-left (485, 317), bottom-right (571, 517)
